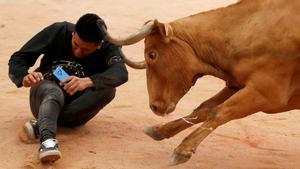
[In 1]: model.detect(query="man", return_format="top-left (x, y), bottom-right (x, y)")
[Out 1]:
top-left (8, 13), bottom-right (128, 162)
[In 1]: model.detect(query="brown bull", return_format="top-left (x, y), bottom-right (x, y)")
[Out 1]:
top-left (97, 0), bottom-right (300, 165)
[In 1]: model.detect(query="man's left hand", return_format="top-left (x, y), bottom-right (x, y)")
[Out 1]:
top-left (60, 76), bottom-right (94, 95)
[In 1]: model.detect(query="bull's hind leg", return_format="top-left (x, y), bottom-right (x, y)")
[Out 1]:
top-left (169, 86), bottom-right (271, 165)
top-left (143, 86), bottom-right (238, 140)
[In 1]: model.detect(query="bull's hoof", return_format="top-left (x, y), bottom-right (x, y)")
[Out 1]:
top-left (168, 151), bottom-right (192, 166)
top-left (143, 126), bottom-right (165, 141)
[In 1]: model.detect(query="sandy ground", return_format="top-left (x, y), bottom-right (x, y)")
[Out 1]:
top-left (1, 0), bottom-right (300, 169)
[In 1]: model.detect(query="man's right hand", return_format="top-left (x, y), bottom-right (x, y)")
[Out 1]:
top-left (22, 72), bottom-right (44, 87)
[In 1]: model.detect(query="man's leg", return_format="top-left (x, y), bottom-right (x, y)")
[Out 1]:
top-left (29, 80), bottom-right (64, 162)
top-left (30, 80), bottom-right (65, 141)
top-left (57, 87), bottom-right (116, 127)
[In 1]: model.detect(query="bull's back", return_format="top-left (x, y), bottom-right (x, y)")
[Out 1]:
top-left (225, 0), bottom-right (300, 58)
top-left (177, 0), bottom-right (300, 60)
top-left (217, 0), bottom-right (300, 110)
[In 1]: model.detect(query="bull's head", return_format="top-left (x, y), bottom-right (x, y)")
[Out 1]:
top-left (98, 20), bottom-right (201, 116)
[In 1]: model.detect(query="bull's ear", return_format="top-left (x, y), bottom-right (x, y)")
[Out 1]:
top-left (154, 19), bottom-right (173, 42)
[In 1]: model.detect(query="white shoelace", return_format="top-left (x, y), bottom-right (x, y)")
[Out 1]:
top-left (42, 139), bottom-right (58, 148)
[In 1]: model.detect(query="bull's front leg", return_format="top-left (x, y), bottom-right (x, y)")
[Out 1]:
top-left (143, 86), bottom-right (238, 141)
top-left (170, 85), bottom-right (271, 165)
top-left (143, 111), bottom-right (206, 141)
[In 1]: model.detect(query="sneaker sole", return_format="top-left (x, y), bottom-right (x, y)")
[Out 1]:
top-left (40, 150), bottom-right (61, 162)
top-left (24, 122), bottom-right (36, 140)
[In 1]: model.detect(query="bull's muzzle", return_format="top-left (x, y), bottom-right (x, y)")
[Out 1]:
top-left (150, 101), bottom-right (176, 116)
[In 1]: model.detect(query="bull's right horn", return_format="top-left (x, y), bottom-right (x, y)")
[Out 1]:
top-left (97, 20), bottom-right (155, 46)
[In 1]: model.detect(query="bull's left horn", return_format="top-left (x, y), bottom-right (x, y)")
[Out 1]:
top-left (118, 48), bottom-right (146, 69)
top-left (97, 20), bottom-right (155, 46)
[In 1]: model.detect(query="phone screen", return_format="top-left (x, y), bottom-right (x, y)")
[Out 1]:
top-left (53, 66), bottom-right (70, 81)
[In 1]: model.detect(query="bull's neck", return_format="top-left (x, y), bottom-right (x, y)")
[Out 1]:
top-left (171, 21), bottom-right (231, 81)
top-left (170, 0), bottom-right (259, 81)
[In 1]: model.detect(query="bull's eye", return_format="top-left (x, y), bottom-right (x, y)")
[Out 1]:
top-left (148, 51), bottom-right (157, 60)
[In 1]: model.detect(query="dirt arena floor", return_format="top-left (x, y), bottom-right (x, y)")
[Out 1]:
top-left (1, 0), bottom-right (300, 168)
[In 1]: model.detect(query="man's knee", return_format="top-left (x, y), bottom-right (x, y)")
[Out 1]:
top-left (88, 88), bottom-right (116, 105)
top-left (100, 88), bottom-right (116, 103)
top-left (42, 88), bottom-right (64, 106)
top-left (31, 80), bottom-right (65, 108)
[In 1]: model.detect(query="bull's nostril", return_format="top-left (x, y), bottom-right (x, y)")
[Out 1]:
top-left (150, 104), bottom-right (158, 112)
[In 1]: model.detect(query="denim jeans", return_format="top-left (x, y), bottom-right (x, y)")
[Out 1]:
top-left (29, 80), bottom-right (116, 142)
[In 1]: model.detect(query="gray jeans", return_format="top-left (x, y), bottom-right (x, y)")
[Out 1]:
top-left (29, 80), bottom-right (115, 142)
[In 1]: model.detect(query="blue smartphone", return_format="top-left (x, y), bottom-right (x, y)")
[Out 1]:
top-left (53, 66), bottom-right (69, 81)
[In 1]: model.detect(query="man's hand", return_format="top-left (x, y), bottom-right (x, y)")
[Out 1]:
top-left (60, 76), bottom-right (94, 95)
top-left (22, 72), bottom-right (44, 87)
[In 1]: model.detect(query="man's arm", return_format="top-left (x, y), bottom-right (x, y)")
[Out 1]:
top-left (89, 45), bottom-right (129, 90)
top-left (8, 23), bottom-right (55, 87)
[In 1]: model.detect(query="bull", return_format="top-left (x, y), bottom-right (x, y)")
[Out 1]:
top-left (97, 0), bottom-right (300, 165)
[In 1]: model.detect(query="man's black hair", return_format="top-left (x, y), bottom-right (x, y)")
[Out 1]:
top-left (75, 13), bottom-right (107, 43)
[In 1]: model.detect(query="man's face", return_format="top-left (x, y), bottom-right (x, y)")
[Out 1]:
top-left (71, 32), bottom-right (99, 57)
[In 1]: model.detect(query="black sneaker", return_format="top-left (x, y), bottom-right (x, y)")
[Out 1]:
top-left (39, 138), bottom-right (61, 162)
top-left (24, 119), bottom-right (40, 140)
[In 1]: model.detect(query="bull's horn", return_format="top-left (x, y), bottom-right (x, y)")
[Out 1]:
top-left (97, 20), bottom-right (155, 46)
top-left (118, 48), bottom-right (146, 69)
